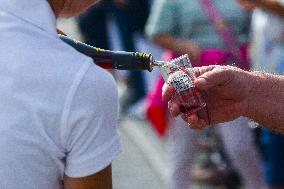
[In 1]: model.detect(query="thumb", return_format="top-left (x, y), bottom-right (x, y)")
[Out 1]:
top-left (194, 67), bottom-right (231, 90)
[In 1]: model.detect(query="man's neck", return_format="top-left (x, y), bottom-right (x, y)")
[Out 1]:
top-left (47, 0), bottom-right (64, 18)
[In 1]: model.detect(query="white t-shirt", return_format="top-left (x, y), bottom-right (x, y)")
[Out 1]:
top-left (0, 0), bottom-right (121, 188)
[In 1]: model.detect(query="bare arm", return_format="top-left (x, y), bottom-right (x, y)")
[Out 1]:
top-left (247, 71), bottom-right (284, 133)
top-left (64, 165), bottom-right (112, 189)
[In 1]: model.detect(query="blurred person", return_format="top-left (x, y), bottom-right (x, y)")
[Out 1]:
top-left (242, 1), bottom-right (284, 188)
top-left (0, 0), bottom-right (121, 188)
top-left (145, 0), bottom-right (265, 188)
top-left (77, 0), bottom-right (150, 114)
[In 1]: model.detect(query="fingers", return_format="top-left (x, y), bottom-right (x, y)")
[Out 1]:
top-left (193, 65), bottom-right (216, 77)
top-left (168, 101), bottom-right (180, 117)
top-left (168, 101), bottom-right (207, 130)
top-left (180, 113), bottom-right (207, 130)
top-left (162, 82), bottom-right (175, 102)
top-left (194, 66), bottom-right (233, 91)
top-left (162, 65), bottom-right (218, 101)
top-left (188, 116), bottom-right (207, 130)
top-left (167, 100), bottom-right (207, 129)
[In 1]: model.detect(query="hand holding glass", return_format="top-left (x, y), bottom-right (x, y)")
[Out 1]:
top-left (160, 55), bottom-right (206, 114)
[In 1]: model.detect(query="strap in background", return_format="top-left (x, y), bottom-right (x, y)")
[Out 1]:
top-left (199, 0), bottom-right (244, 67)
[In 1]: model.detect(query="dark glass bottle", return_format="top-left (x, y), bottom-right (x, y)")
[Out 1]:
top-left (59, 35), bottom-right (160, 72)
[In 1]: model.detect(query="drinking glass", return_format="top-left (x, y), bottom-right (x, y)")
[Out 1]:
top-left (160, 54), bottom-right (206, 114)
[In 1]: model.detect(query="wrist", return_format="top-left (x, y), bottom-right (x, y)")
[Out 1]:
top-left (246, 71), bottom-right (267, 119)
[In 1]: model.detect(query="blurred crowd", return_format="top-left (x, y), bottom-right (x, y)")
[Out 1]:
top-left (75, 0), bottom-right (284, 188)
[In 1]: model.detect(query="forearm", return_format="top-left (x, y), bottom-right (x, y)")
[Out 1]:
top-left (247, 71), bottom-right (284, 133)
top-left (248, 0), bottom-right (284, 17)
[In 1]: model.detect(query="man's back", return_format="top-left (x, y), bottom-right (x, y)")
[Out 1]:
top-left (0, 1), bottom-right (121, 188)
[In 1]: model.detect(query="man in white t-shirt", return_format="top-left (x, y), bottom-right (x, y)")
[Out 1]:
top-left (0, 0), bottom-right (121, 188)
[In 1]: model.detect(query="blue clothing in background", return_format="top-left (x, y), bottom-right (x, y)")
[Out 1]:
top-left (260, 129), bottom-right (284, 185)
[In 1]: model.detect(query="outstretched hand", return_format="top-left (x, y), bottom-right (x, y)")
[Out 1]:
top-left (162, 65), bottom-right (251, 129)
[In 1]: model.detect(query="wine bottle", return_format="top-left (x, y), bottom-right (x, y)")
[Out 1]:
top-left (59, 35), bottom-right (162, 72)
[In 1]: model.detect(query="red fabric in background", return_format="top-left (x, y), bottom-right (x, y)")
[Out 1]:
top-left (146, 51), bottom-right (179, 138)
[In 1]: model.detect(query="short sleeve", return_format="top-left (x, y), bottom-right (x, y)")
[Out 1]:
top-left (62, 62), bottom-right (121, 177)
top-left (145, 0), bottom-right (179, 39)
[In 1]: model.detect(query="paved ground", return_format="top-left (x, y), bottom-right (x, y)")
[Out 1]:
top-left (113, 118), bottom-right (217, 189)
top-left (113, 117), bottom-right (167, 189)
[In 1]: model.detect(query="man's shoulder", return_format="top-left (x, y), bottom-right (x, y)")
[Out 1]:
top-left (44, 35), bottom-right (118, 99)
